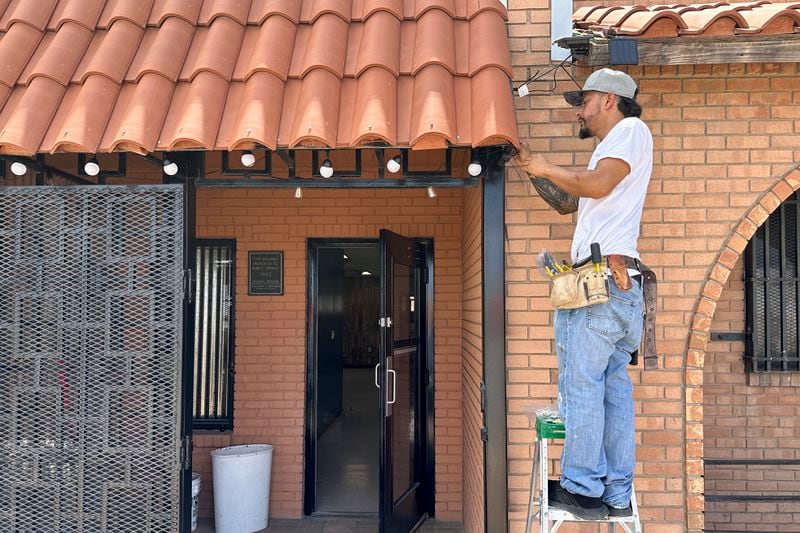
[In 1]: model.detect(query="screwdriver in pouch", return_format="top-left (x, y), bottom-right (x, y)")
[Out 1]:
top-left (590, 242), bottom-right (602, 273)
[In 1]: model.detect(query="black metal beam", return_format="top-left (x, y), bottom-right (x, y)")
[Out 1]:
top-left (194, 177), bottom-right (479, 188)
top-left (483, 147), bottom-right (510, 533)
top-left (0, 154), bottom-right (95, 185)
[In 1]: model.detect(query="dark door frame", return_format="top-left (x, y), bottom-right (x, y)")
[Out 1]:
top-left (303, 238), bottom-right (436, 518)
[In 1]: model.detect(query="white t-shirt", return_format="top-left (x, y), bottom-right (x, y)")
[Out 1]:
top-left (571, 116), bottom-right (653, 264)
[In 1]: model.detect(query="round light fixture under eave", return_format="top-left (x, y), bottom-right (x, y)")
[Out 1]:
top-left (84, 158), bottom-right (100, 176)
top-left (386, 156), bottom-right (401, 174)
top-left (361, 271), bottom-right (372, 276)
top-left (10, 161), bottom-right (27, 176)
top-left (467, 159), bottom-right (482, 177)
top-left (320, 158), bottom-right (334, 178)
top-left (163, 159), bottom-right (179, 176)
top-left (241, 150), bottom-right (256, 167)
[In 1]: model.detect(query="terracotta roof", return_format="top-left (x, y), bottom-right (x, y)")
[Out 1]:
top-left (0, 0), bottom-right (517, 155)
top-left (574, 1), bottom-right (800, 38)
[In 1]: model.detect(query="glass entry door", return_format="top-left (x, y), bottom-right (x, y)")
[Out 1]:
top-left (378, 230), bottom-right (427, 533)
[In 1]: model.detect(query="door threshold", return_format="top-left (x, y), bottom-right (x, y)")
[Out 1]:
top-left (310, 511), bottom-right (379, 519)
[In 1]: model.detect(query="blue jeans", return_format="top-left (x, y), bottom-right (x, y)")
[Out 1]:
top-left (554, 277), bottom-right (643, 508)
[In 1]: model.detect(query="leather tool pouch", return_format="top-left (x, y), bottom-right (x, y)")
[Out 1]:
top-left (607, 254), bottom-right (632, 291)
top-left (550, 262), bottom-right (610, 309)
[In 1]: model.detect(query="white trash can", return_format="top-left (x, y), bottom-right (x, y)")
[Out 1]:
top-left (191, 472), bottom-right (201, 531)
top-left (211, 444), bottom-right (273, 533)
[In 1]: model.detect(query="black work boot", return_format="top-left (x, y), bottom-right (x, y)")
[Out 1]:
top-left (607, 504), bottom-right (633, 517)
top-left (547, 480), bottom-right (609, 520)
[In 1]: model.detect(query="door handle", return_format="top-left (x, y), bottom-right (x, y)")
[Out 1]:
top-left (387, 369), bottom-right (397, 405)
top-left (374, 363), bottom-right (380, 388)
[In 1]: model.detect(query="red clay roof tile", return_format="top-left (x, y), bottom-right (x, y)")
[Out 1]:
top-left (97, 0), bottom-right (155, 29)
top-left (358, 0), bottom-right (403, 20)
top-left (353, 11), bottom-right (401, 76)
top-left (350, 66), bottom-right (397, 145)
top-left (74, 20), bottom-right (144, 84)
top-left (580, 1), bottom-right (800, 39)
top-left (159, 71), bottom-right (229, 150)
top-left (679, 6), bottom-right (748, 34)
top-left (48, 0), bottom-right (105, 31)
top-left (290, 68), bottom-right (341, 147)
top-left (409, 64), bottom-right (456, 148)
top-left (0, 77), bottom-right (65, 154)
top-left (468, 10), bottom-right (511, 76)
top-left (148, 0), bottom-right (202, 26)
top-left (306, 0), bottom-right (352, 23)
top-left (415, 0), bottom-right (456, 19)
top-left (198, 0), bottom-right (252, 26)
top-left (219, 72), bottom-right (285, 149)
top-left (45, 75), bottom-right (120, 153)
top-left (247, 0), bottom-right (301, 24)
top-left (0, 0), bottom-right (57, 32)
top-left (235, 16), bottom-right (297, 81)
top-left (0, 0), bottom-right (517, 154)
top-left (180, 16), bottom-right (245, 81)
top-left (412, 9), bottom-right (456, 74)
top-left (99, 72), bottom-right (175, 153)
top-left (0, 22), bottom-right (41, 87)
top-left (736, 5), bottom-right (800, 33)
top-left (126, 17), bottom-right (194, 82)
top-left (21, 22), bottom-right (93, 86)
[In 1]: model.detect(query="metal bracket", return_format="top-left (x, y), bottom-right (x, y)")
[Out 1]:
top-left (710, 331), bottom-right (748, 342)
top-left (184, 269), bottom-right (193, 304)
top-left (181, 437), bottom-right (192, 471)
top-left (480, 382), bottom-right (487, 413)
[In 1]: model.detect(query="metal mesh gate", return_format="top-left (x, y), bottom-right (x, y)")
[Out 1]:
top-left (0, 185), bottom-right (185, 532)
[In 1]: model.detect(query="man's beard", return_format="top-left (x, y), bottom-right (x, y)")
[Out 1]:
top-left (578, 126), bottom-right (592, 139)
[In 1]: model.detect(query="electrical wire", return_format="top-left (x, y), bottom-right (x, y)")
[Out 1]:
top-left (515, 53), bottom-right (582, 96)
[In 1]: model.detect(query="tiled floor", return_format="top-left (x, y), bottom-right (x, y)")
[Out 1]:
top-left (196, 517), bottom-right (463, 532)
top-left (316, 369), bottom-right (380, 513)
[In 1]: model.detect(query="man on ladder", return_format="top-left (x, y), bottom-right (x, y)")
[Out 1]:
top-left (515, 68), bottom-right (654, 521)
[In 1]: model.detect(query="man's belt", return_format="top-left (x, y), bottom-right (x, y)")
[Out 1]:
top-left (634, 260), bottom-right (658, 369)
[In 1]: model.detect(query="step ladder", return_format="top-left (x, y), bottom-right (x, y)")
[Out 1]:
top-left (525, 413), bottom-right (642, 533)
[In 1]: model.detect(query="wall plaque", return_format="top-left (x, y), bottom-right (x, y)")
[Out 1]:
top-left (248, 251), bottom-right (283, 295)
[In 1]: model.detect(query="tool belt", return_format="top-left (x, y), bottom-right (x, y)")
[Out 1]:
top-left (550, 262), bottom-right (609, 309)
top-left (564, 254), bottom-right (659, 369)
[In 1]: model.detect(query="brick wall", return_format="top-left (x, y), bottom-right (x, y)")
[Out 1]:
top-left (508, 1), bottom-right (800, 530)
top-left (704, 260), bottom-right (800, 531)
top-left (192, 186), bottom-right (467, 520)
top-left (461, 186), bottom-right (485, 532)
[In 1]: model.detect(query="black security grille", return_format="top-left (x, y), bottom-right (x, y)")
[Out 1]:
top-left (744, 191), bottom-right (799, 372)
top-left (0, 185), bottom-right (185, 532)
top-left (192, 240), bottom-right (235, 430)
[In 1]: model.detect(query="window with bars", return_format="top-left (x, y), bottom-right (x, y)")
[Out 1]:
top-left (744, 191), bottom-right (799, 372)
top-left (193, 240), bottom-right (236, 429)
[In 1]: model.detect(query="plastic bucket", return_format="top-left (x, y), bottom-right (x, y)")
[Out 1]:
top-left (191, 472), bottom-right (201, 532)
top-left (211, 444), bottom-right (273, 533)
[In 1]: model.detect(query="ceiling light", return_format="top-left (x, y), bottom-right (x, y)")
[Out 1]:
top-left (163, 159), bottom-right (178, 176)
top-left (294, 186), bottom-right (302, 199)
top-left (343, 254), bottom-right (349, 260)
top-left (361, 271), bottom-right (372, 276)
top-left (84, 158), bottom-right (100, 176)
top-left (386, 155), bottom-right (401, 174)
top-left (467, 158), bottom-right (482, 177)
top-left (427, 186), bottom-right (436, 198)
top-left (319, 157), bottom-right (333, 178)
top-left (240, 150), bottom-right (256, 167)
top-left (10, 161), bottom-right (27, 176)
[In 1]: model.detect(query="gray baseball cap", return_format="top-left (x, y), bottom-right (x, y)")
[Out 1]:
top-left (563, 68), bottom-right (638, 106)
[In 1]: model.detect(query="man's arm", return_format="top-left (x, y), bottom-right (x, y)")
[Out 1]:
top-left (522, 154), bottom-right (630, 199)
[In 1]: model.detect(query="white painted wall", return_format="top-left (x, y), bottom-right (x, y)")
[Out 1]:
top-left (551, 0), bottom-right (573, 61)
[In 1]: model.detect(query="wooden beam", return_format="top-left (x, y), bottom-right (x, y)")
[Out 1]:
top-left (576, 33), bottom-right (800, 66)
